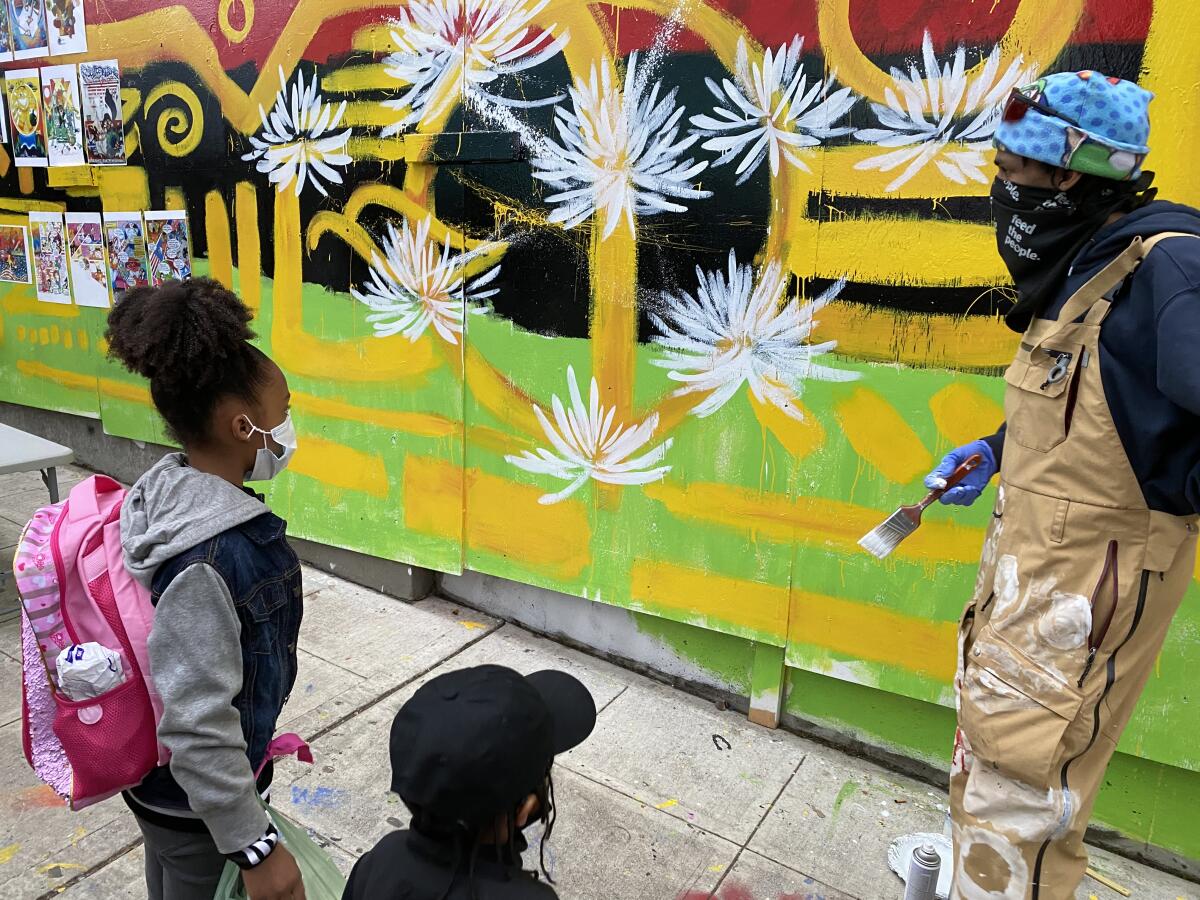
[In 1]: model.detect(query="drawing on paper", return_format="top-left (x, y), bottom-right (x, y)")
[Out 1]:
top-left (5, 68), bottom-right (47, 165)
top-left (41, 63), bottom-right (84, 166)
top-left (46, 0), bottom-right (84, 56)
top-left (102, 213), bottom-right (148, 300)
top-left (0, 223), bottom-right (31, 284)
top-left (144, 212), bottom-right (193, 285)
top-left (65, 212), bottom-right (109, 308)
top-left (0, 0), bottom-right (15, 62)
top-left (30, 212), bottom-right (71, 304)
top-left (79, 59), bottom-right (125, 165)
top-left (7, 0), bottom-right (47, 59)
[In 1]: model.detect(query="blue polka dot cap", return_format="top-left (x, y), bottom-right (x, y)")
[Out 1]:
top-left (993, 71), bottom-right (1152, 181)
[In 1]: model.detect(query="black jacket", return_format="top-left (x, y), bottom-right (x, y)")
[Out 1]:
top-left (987, 201), bottom-right (1200, 516)
top-left (343, 830), bottom-right (558, 900)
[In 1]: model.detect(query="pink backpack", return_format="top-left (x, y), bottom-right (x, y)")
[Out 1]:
top-left (14, 475), bottom-right (167, 809)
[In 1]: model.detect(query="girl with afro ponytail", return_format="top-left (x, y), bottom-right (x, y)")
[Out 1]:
top-left (107, 278), bottom-right (308, 900)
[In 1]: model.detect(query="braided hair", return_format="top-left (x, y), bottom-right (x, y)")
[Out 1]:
top-left (105, 278), bottom-right (271, 446)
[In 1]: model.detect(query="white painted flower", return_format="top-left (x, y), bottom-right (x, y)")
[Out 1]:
top-left (690, 36), bottom-right (856, 183)
top-left (382, 0), bottom-right (568, 137)
top-left (531, 51), bottom-right (711, 240)
top-left (854, 31), bottom-right (1035, 191)
top-left (351, 216), bottom-right (500, 345)
top-left (243, 67), bottom-right (352, 197)
top-left (651, 250), bottom-right (858, 419)
top-left (506, 366), bottom-right (673, 504)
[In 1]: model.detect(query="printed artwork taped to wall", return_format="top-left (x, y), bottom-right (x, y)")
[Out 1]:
top-left (0, 0), bottom-right (16, 63)
top-left (5, 68), bottom-right (47, 166)
top-left (41, 63), bottom-right (83, 166)
top-left (65, 212), bottom-right (108, 308)
top-left (0, 223), bottom-right (31, 283)
top-left (144, 211), bottom-right (192, 285)
top-left (6, 0), bottom-right (47, 60)
top-left (102, 212), bottom-right (148, 301)
top-left (45, 0), bottom-right (84, 56)
top-left (30, 210), bottom-right (70, 304)
top-left (79, 60), bottom-right (124, 165)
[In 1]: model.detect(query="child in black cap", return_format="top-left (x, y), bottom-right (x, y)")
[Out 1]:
top-left (343, 664), bottom-right (597, 900)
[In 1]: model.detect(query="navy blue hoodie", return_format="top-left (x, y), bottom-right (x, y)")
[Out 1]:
top-left (986, 200), bottom-right (1200, 516)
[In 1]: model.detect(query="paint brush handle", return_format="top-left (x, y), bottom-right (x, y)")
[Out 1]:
top-left (917, 453), bottom-right (984, 511)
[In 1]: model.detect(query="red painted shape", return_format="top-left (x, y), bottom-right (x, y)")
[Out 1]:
top-left (606, 0), bottom-right (1151, 55)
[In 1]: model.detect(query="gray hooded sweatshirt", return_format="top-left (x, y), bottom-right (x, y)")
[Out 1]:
top-left (121, 453), bottom-right (274, 854)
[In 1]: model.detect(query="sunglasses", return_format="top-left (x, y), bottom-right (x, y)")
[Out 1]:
top-left (1001, 88), bottom-right (1081, 128)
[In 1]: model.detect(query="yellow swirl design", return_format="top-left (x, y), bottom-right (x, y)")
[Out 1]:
top-left (144, 81), bottom-right (204, 158)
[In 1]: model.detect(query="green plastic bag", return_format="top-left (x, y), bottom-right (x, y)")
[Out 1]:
top-left (213, 805), bottom-right (346, 900)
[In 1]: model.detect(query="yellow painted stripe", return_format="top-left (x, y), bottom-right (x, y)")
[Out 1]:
top-left (342, 184), bottom-right (495, 253)
top-left (205, 190), bottom-right (233, 288)
top-left (789, 588), bottom-right (958, 683)
top-left (235, 182), bottom-right (261, 314)
top-left (292, 390), bottom-right (457, 439)
top-left (929, 382), bottom-right (1005, 450)
top-left (0, 196), bottom-right (65, 212)
top-left (1142, 0), bottom-right (1200, 208)
top-left (339, 101), bottom-right (406, 130)
top-left (644, 480), bottom-right (985, 565)
top-left (289, 435), bottom-right (389, 498)
top-left (591, 217), bottom-right (638, 423)
top-left (17, 169), bottom-right (34, 195)
top-left (630, 559), bottom-right (788, 642)
top-left (816, 302), bottom-right (1017, 371)
top-left (404, 456), bottom-right (592, 578)
top-left (323, 64), bottom-right (400, 94)
top-left (163, 187), bottom-right (186, 210)
top-left (750, 392), bottom-right (824, 461)
top-left (835, 388), bottom-right (933, 485)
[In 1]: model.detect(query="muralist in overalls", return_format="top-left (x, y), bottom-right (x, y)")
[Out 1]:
top-left (923, 71), bottom-right (1200, 900)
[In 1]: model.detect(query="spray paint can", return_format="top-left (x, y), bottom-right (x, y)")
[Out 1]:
top-left (904, 842), bottom-right (941, 900)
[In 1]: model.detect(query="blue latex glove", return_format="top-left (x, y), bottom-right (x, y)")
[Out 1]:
top-left (924, 440), bottom-right (998, 506)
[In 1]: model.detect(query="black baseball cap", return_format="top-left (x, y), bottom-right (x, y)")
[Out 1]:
top-left (389, 664), bottom-right (596, 827)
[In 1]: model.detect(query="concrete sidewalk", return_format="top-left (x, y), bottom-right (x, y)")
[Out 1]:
top-left (1, 467), bottom-right (1195, 900)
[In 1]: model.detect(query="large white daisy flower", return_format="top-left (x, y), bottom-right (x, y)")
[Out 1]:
top-left (351, 215), bottom-right (500, 345)
top-left (531, 51), bottom-right (711, 240)
top-left (651, 250), bottom-right (858, 419)
top-left (506, 366), bottom-right (673, 504)
top-left (382, 0), bottom-right (568, 136)
top-left (853, 31), bottom-right (1035, 191)
top-left (690, 36), bottom-right (856, 183)
top-left (244, 67), bottom-right (352, 197)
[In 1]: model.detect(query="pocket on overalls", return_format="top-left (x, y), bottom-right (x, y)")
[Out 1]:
top-left (1004, 342), bottom-right (1085, 453)
top-left (958, 626), bottom-right (1085, 788)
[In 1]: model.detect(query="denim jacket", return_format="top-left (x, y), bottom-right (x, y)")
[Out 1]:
top-left (128, 510), bottom-right (303, 815)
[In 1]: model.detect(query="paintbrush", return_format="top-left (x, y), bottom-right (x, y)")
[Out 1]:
top-left (858, 453), bottom-right (984, 560)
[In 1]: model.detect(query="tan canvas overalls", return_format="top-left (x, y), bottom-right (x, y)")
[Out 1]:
top-left (949, 234), bottom-right (1200, 900)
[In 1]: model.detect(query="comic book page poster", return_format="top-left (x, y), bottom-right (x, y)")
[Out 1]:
top-left (144, 212), bottom-right (193, 286)
top-left (65, 211), bottom-right (109, 307)
top-left (103, 212), bottom-right (148, 301)
top-left (7, 0), bottom-right (48, 60)
top-left (0, 223), bottom-right (31, 283)
top-left (0, 1), bottom-right (16, 62)
top-left (46, 0), bottom-right (83, 56)
top-left (41, 63), bottom-right (83, 165)
top-left (5, 69), bottom-right (47, 166)
top-left (79, 60), bottom-right (124, 165)
top-left (30, 211), bottom-right (71, 304)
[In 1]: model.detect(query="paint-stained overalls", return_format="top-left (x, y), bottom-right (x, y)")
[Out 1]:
top-left (950, 234), bottom-right (1200, 900)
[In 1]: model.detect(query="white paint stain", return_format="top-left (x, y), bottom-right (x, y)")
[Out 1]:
top-left (962, 768), bottom-right (1075, 842)
top-left (953, 824), bottom-right (1029, 900)
top-left (1037, 592), bottom-right (1091, 651)
top-left (991, 555), bottom-right (1021, 622)
top-left (967, 667), bottom-right (1037, 714)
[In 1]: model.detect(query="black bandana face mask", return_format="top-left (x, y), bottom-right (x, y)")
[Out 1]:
top-left (991, 174), bottom-right (1152, 333)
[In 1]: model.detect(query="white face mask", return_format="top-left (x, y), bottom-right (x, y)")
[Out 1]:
top-left (244, 412), bottom-right (297, 482)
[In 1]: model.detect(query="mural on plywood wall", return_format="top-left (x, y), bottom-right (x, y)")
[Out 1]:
top-left (0, 0), bottom-right (1196, 768)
